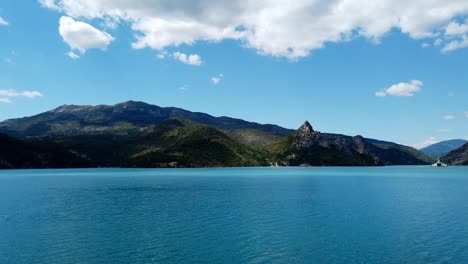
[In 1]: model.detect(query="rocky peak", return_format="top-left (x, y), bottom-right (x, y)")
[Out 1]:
top-left (299, 121), bottom-right (314, 133)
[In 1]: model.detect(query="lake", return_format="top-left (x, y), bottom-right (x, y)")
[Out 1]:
top-left (1, 166), bottom-right (468, 264)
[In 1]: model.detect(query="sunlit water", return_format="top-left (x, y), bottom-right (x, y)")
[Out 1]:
top-left (1, 167), bottom-right (468, 264)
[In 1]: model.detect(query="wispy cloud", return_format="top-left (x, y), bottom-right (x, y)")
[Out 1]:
top-left (211, 74), bottom-right (224, 85)
top-left (442, 36), bottom-right (468, 53)
top-left (0, 89), bottom-right (43, 103)
top-left (412, 137), bottom-right (440, 149)
top-left (179, 84), bottom-right (189, 91)
top-left (464, 112), bottom-right (468, 118)
top-left (376, 80), bottom-right (423, 97)
top-left (0, 17), bottom-right (8, 26)
top-left (157, 50), bottom-right (168, 59)
top-left (436, 129), bottom-right (450, 133)
top-left (173, 52), bottom-right (203, 66)
top-left (0, 98), bottom-right (12, 104)
top-left (421, 43), bottom-right (430, 48)
top-left (443, 114), bottom-right (455, 120)
top-left (66, 51), bottom-right (80, 59)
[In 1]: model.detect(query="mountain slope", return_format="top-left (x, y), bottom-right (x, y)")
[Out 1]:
top-left (50, 119), bottom-right (267, 168)
top-left (127, 122), bottom-right (267, 167)
top-left (442, 143), bottom-right (468, 165)
top-left (266, 122), bottom-right (432, 166)
top-left (0, 133), bottom-right (90, 169)
top-left (224, 129), bottom-right (281, 148)
top-left (0, 101), bottom-right (293, 138)
top-left (420, 139), bottom-right (467, 159)
top-left (365, 138), bottom-right (433, 165)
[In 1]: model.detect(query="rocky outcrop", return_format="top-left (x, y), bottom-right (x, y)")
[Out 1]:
top-left (267, 121), bottom-right (382, 166)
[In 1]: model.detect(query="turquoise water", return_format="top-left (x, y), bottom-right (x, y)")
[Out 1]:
top-left (1, 166), bottom-right (468, 263)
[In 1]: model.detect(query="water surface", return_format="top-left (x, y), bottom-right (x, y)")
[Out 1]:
top-left (1, 167), bottom-right (468, 264)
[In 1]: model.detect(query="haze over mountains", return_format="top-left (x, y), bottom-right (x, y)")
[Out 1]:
top-left (0, 101), bottom-right (441, 168)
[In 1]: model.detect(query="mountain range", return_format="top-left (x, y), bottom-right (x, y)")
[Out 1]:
top-left (0, 101), bottom-right (436, 168)
top-left (420, 139), bottom-right (468, 159)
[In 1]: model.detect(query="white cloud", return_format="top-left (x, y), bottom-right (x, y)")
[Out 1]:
top-left (0, 98), bottom-right (12, 104)
top-left (39, 0), bottom-right (468, 59)
top-left (211, 74), bottom-right (224, 84)
top-left (0, 89), bottom-right (43, 98)
top-left (0, 89), bottom-right (43, 103)
top-left (179, 84), bottom-right (189, 91)
top-left (0, 17), bottom-right (8, 26)
top-left (376, 80), bottom-right (423, 97)
top-left (445, 20), bottom-right (468, 36)
top-left (443, 114), bottom-right (455, 120)
top-left (59, 16), bottom-right (114, 54)
top-left (421, 43), bottom-right (430, 48)
top-left (173, 52), bottom-right (203, 66)
top-left (39, 0), bottom-right (61, 11)
top-left (66, 51), bottom-right (80, 59)
top-left (442, 36), bottom-right (468, 53)
top-left (436, 129), bottom-right (450, 133)
top-left (412, 137), bottom-right (440, 149)
top-left (157, 50), bottom-right (168, 59)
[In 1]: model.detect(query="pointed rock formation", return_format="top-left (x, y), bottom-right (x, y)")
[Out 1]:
top-left (300, 120), bottom-right (314, 133)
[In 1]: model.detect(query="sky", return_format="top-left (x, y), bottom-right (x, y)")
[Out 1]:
top-left (0, 0), bottom-right (467, 148)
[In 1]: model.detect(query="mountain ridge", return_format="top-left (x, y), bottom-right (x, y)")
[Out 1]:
top-left (0, 101), bottom-right (433, 168)
top-left (0, 101), bottom-right (294, 138)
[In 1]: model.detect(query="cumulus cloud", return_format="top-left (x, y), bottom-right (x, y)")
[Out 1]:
top-left (376, 80), bottom-right (423, 97)
top-left (211, 74), bottom-right (224, 84)
top-left (0, 89), bottom-right (43, 103)
top-left (173, 52), bottom-right (203, 66)
top-left (0, 17), bottom-right (8, 26)
top-left (59, 16), bottom-right (114, 55)
top-left (443, 115), bottom-right (455, 120)
top-left (445, 20), bottom-right (468, 36)
top-left (412, 137), bottom-right (440, 149)
top-left (39, 0), bottom-right (468, 59)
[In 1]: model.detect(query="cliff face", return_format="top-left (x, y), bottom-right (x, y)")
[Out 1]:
top-left (442, 143), bottom-right (468, 165)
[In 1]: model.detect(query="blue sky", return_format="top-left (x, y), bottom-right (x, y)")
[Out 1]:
top-left (1, 0), bottom-right (467, 148)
